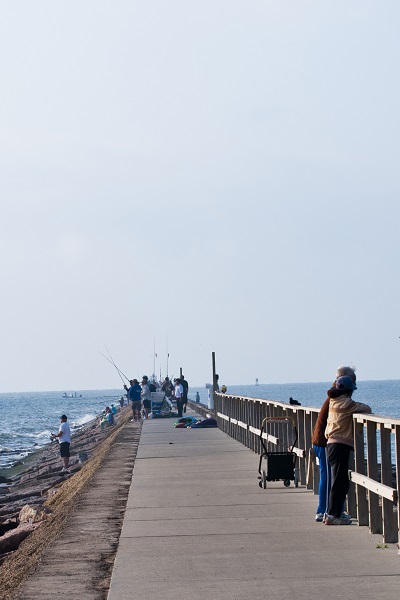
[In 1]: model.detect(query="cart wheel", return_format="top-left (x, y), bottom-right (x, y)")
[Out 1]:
top-left (261, 470), bottom-right (267, 489)
top-left (294, 469), bottom-right (299, 488)
top-left (283, 479), bottom-right (290, 487)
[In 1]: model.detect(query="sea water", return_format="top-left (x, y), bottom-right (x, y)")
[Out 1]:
top-left (0, 389), bottom-right (123, 470)
top-left (1, 381), bottom-right (399, 471)
top-left (194, 380), bottom-right (400, 418)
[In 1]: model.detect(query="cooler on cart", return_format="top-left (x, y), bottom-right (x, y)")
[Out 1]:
top-left (258, 416), bottom-right (299, 489)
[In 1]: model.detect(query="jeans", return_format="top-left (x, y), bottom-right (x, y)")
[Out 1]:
top-left (313, 445), bottom-right (331, 515)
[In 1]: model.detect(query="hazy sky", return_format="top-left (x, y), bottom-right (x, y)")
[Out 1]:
top-left (1, 1), bottom-right (399, 393)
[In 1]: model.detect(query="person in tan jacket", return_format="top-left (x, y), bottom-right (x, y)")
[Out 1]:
top-left (324, 376), bottom-right (371, 525)
top-left (312, 366), bottom-right (356, 522)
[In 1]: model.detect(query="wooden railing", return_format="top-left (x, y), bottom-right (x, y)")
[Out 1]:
top-left (209, 393), bottom-right (400, 544)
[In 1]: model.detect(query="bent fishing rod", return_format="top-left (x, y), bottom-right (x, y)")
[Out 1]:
top-left (98, 351), bottom-right (130, 384)
top-left (104, 345), bottom-right (133, 385)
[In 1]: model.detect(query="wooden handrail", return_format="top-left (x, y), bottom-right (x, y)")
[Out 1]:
top-left (209, 392), bottom-right (400, 544)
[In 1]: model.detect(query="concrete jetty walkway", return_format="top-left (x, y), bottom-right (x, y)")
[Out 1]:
top-left (108, 412), bottom-right (400, 600)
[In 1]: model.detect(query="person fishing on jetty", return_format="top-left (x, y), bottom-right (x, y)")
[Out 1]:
top-left (126, 379), bottom-right (142, 421)
top-left (51, 414), bottom-right (71, 472)
top-left (105, 406), bottom-right (114, 426)
top-left (141, 377), bottom-right (152, 419)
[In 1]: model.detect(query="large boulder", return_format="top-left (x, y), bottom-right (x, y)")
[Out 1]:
top-left (0, 522), bottom-right (36, 554)
top-left (19, 504), bottom-right (52, 524)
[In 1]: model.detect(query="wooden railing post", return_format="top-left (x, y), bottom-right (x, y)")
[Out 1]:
top-left (395, 424), bottom-right (400, 540)
top-left (296, 409), bottom-right (306, 485)
top-left (347, 451), bottom-right (357, 519)
top-left (380, 425), bottom-right (397, 543)
top-left (366, 420), bottom-right (381, 534)
top-left (354, 420), bottom-right (368, 525)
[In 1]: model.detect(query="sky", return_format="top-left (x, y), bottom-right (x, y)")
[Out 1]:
top-left (1, 1), bottom-right (399, 393)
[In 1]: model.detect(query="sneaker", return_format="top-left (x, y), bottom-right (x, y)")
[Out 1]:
top-left (341, 512), bottom-right (351, 521)
top-left (324, 514), bottom-right (351, 525)
top-left (315, 513), bottom-right (324, 522)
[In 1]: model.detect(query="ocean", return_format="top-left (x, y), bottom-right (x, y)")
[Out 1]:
top-left (1, 380), bottom-right (399, 471)
top-left (0, 389), bottom-right (124, 471)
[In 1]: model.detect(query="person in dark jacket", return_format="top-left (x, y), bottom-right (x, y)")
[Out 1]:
top-left (125, 379), bottom-right (142, 421)
top-left (162, 377), bottom-right (173, 398)
top-left (181, 375), bottom-right (189, 413)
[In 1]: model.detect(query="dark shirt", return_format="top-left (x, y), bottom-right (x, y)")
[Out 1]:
top-left (181, 378), bottom-right (189, 400)
top-left (312, 397), bottom-right (329, 446)
top-left (162, 381), bottom-right (173, 397)
top-left (128, 383), bottom-right (141, 402)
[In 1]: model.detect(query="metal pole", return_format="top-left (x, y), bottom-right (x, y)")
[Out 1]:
top-left (212, 352), bottom-right (216, 415)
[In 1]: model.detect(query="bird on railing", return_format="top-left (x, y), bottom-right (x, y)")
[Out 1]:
top-left (289, 397), bottom-right (301, 406)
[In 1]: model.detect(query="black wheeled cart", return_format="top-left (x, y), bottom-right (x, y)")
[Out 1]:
top-left (258, 416), bottom-right (299, 489)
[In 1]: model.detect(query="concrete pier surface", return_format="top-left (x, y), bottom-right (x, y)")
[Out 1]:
top-left (108, 413), bottom-right (400, 600)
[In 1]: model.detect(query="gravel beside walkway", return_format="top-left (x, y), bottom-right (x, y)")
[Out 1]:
top-left (0, 418), bottom-right (141, 600)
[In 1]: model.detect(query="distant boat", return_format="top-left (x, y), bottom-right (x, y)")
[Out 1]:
top-left (255, 378), bottom-right (259, 386)
top-left (62, 392), bottom-right (82, 398)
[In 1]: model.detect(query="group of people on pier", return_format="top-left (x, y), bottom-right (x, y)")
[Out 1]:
top-left (124, 374), bottom-right (189, 420)
top-left (48, 364), bottom-right (370, 527)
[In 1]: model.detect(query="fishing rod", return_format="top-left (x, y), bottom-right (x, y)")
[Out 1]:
top-left (99, 351), bottom-right (125, 385)
top-left (104, 345), bottom-right (132, 384)
top-left (98, 351), bottom-right (130, 384)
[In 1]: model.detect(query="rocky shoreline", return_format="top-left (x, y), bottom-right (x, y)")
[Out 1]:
top-left (0, 405), bottom-right (138, 599)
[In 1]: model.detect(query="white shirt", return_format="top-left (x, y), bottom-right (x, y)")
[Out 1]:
top-left (59, 421), bottom-right (71, 443)
top-left (175, 384), bottom-right (184, 399)
top-left (141, 384), bottom-right (151, 400)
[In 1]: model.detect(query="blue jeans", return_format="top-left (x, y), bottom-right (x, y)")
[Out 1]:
top-left (313, 445), bottom-right (331, 514)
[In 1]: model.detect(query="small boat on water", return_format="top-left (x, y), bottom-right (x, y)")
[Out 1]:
top-left (62, 392), bottom-right (82, 398)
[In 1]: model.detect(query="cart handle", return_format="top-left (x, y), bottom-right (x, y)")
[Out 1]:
top-left (259, 416), bottom-right (298, 458)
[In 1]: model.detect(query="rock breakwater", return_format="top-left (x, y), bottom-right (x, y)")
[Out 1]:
top-left (0, 406), bottom-right (139, 599)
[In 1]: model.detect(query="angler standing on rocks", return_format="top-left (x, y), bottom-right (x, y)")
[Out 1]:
top-left (51, 414), bottom-right (71, 472)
